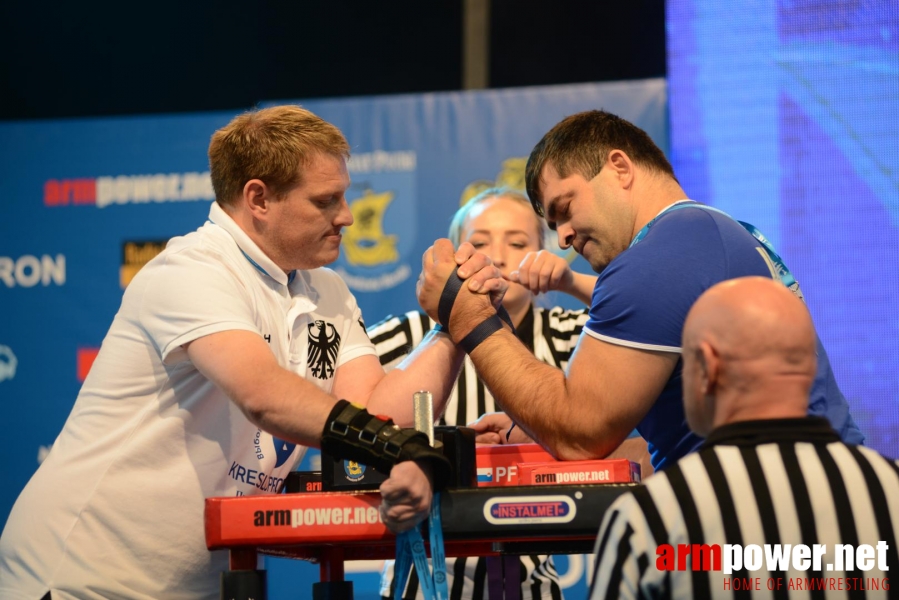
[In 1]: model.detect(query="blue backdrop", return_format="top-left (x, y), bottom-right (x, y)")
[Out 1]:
top-left (667, 0), bottom-right (899, 460)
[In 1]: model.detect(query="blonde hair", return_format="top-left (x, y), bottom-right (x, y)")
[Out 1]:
top-left (208, 105), bottom-right (350, 207)
top-left (448, 186), bottom-right (549, 249)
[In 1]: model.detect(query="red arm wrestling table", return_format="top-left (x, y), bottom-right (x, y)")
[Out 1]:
top-left (205, 481), bottom-right (634, 599)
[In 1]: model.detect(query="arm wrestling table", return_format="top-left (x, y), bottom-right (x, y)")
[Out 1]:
top-left (205, 481), bottom-right (634, 600)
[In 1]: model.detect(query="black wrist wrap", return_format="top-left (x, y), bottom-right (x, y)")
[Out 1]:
top-left (320, 400), bottom-right (453, 490)
top-left (459, 314), bottom-right (504, 354)
top-left (437, 267), bottom-right (514, 351)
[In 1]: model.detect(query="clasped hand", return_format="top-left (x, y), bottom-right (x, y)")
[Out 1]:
top-left (417, 240), bottom-right (507, 334)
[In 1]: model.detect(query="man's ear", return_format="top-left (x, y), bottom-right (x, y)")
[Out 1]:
top-left (698, 340), bottom-right (719, 398)
top-left (242, 179), bottom-right (270, 220)
top-left (607, 149), bottom-right (635, 189)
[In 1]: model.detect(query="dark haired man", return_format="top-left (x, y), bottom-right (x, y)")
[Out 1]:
top-left (418, 110), bottom-right (862, 473)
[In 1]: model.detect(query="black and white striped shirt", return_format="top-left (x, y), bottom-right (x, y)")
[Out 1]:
top-left (590, 418), bottom-right (899, 600)
top-left (368, 305), bottom-right (588, 600)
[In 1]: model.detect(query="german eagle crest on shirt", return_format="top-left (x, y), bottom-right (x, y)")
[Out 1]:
top-left (307, 319), bottom-right (340, 380)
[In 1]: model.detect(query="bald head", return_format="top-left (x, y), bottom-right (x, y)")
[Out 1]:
top-left (681, 277), bottom-right (817, 436)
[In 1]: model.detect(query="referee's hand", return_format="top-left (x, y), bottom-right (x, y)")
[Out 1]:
top-left (469, 412), bottom-right (534, 445)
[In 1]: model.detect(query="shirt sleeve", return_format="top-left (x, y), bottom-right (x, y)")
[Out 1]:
top-left (136, 246), bottom-right (260, 364)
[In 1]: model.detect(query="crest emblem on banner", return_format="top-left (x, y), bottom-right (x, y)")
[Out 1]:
top-left (334, 149), bottom-right (416, 292)
top-left (342, 190), bottom-right (399, 266)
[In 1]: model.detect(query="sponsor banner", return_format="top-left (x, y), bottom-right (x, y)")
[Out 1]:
top-left (0, 254), bottom-right (66, 288)
top-left (335, 152), bottom-right (417, 293)
top-left (120, 240), bottom-right (168, 288)
top-left (44, 172), bottom-right (214, 208)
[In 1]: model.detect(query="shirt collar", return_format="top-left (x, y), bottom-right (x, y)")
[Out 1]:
top-left (701, 416), bottom-right (840, 448)
top-left (651, 199), bottom-right (694, 219)
top-left (207, 202), bottom-right (295, 287)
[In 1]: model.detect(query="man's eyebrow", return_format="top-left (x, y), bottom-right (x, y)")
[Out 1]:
top-left (545, 194), bottom-right (560, 220)
top-left (544, 195), bottom-right (561, 230)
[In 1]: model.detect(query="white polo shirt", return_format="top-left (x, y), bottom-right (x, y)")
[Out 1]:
top-left (0, 202), bottom-right (376, 600)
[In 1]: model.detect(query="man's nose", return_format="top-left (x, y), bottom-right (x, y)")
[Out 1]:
top-left (335, 198), bottom-right (353, 227)
top-left (556, 223), bottom-right (575, 250)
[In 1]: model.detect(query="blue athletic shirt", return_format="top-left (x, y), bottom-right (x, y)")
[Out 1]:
top-left (584, 202), bottom-right (863, 471)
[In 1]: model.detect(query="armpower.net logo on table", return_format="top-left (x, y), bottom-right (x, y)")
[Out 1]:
top-left (253, 505), bottom-right (382, 528)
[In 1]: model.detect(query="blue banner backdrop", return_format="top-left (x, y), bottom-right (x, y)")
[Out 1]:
top-left (0, 79), bottom-right (668, 598)
top-left (666, 0), bottom-right (899, 459)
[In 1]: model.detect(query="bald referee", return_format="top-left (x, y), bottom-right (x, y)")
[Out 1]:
top-left (589, 277), bottom-right (898, 599)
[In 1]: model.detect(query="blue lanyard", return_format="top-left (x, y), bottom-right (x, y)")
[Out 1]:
top-left (394, 492), bottom-right (447, 600)
top-left (629, 201), bottom-right (804, 299)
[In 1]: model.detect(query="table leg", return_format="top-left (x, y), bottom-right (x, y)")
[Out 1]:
top-left (222, 548), bottom-right (266, 600)
top-left (312, 546), bottom-right (354, 600)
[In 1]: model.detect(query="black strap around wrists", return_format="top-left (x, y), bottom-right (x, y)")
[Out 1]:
top-left (437, 268), bottom-right (465, 335)
top-left (496, 305), bottom-right (514, 330)
top-left (436, 267), bottom-right (515, 341)
top-left (458, 313), bottom-right (505, 354)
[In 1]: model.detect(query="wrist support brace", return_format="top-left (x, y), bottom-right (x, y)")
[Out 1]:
top-left (320, 400), bottom-right (452, 490)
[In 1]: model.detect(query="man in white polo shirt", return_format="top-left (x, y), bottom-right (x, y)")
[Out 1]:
top-left (0, 105), bottom-right (504, 600)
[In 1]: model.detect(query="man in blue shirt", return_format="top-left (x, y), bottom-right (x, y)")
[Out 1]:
top-left (418, 110), bottom-right (862, 471)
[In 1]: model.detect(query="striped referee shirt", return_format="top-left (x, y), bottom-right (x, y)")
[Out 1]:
top-left (590, 417), bottom-right (899, 599)
top-left (368, 305), bottom-right (588, 600)
top-left (369, 305), bottom-right (587, 433)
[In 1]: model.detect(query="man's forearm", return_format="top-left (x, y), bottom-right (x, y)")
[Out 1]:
top-left (467, 329), bottom-right (625, 460)
top-left (367, 330), bottom-right (465, 426)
